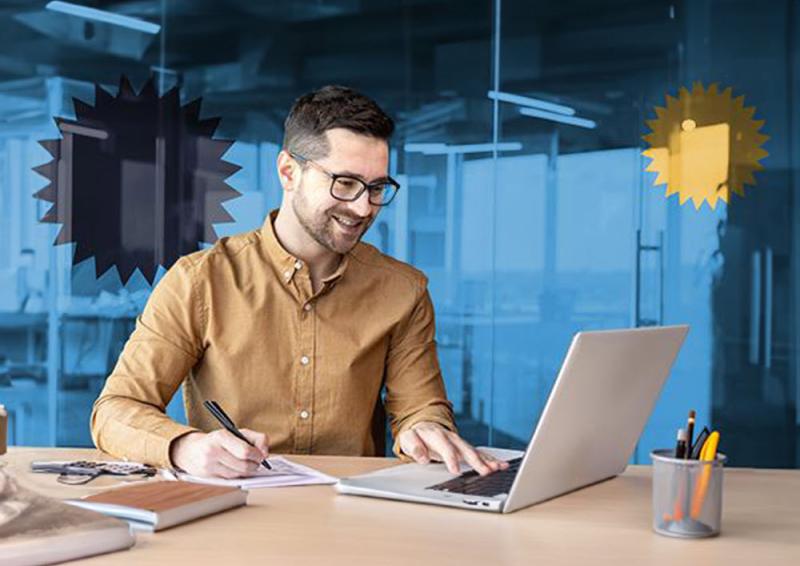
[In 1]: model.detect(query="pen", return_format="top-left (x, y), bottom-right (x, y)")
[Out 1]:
top-left (670, 427), bottom-right (689, 521)
top-left (203, 400), bottom-right (272, 470)
top-left (674, 428), bottom-right (688, 459)
top-left (684, 410), bottom-right (696, 459)
top-left (690, 426), bottom-right (710, 460)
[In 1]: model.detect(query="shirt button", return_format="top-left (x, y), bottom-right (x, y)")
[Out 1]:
top-left (299, 410), bottom-right (310, 420)
top-left (303, 303), bottom-right (312, 312)
top-left (294, 260), bottom-right (303, 270)
top-left (300, 355), bottom-right (310, 365)
top-left (283, 270), bottom-right (291, 279)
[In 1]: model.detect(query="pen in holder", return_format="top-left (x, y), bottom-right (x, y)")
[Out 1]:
top-left (650, 449), bottom-right (726, 538)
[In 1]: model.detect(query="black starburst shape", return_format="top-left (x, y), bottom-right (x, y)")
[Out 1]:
top-left (33, 75), bottom-right (241, 285)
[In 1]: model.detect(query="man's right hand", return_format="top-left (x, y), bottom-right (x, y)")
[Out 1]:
top-left (169, 429), bottom-right (269, 479)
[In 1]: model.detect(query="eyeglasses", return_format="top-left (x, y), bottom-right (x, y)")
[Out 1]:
top-left (30, 460), bottom-right (158, 485)
top-left (289, 152), bottom-right (400, 206)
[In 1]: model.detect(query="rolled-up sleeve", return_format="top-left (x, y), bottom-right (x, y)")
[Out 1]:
top-left (384, 282), bottom-right (456, 458)
top-left (90, 256), bottom-right (205, 468)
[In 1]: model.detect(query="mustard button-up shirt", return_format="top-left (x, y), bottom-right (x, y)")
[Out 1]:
top-left (91, 210), bottom-right (455, 468)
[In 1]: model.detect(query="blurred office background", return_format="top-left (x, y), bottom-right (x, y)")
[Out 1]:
top-left (0, 0), bottom-right (797, 468)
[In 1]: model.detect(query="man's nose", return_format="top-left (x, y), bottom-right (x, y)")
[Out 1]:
top-left (348, 188), bottom-right (374, 218)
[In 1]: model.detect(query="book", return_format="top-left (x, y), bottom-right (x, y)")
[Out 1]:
top-left (0, 469), bottom-right (135, 566)
top-left (67, 480), bottom-right (248, 531)
top-left (165, 455), bottom-right (337, 489)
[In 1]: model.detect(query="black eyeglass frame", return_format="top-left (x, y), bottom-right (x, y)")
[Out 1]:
top-left (289, 151), bottom-right (401, 206)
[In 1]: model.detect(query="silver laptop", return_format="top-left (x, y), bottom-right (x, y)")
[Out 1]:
top-left (337, 325), bottom-right (689, 513)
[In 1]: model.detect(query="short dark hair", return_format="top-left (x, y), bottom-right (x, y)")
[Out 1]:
top-left (283, 85), bottom-right (395, 160)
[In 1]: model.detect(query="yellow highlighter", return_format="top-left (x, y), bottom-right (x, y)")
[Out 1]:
top-left (690, 430), bottom-right (720, 519)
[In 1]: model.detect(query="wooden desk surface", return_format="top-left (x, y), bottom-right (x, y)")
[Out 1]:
top-left (2, 447), bottom-right (798, 565)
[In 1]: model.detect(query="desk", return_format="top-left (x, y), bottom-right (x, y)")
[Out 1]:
top-left (3, 447), bottom-right (799, 565)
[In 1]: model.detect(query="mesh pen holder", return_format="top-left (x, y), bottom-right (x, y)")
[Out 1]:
top-left (650, 448), bottom-right (726, 538)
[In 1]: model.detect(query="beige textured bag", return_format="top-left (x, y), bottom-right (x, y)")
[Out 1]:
top-left (0, 404), bottom-right (7, 455)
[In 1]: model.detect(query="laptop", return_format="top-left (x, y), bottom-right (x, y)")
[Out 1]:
top-left (336, 325), bottom-right (689, 513)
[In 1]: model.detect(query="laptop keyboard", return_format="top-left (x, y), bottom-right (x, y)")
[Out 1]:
top-left (427, 457), bottom-right (523, 497)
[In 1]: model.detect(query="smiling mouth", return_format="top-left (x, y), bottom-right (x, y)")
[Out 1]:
top-left (331, 213), bottom-right (365, 232)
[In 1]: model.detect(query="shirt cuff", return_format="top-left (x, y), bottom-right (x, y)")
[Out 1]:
top-left (147, 423), bottom-right (201, 469)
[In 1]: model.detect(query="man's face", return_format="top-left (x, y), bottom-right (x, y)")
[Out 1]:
top-left (292, 128), bottom-right (388, 255)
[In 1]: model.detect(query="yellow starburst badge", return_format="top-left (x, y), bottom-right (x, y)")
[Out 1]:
top-left (642, 82), bottom-right (769, 209)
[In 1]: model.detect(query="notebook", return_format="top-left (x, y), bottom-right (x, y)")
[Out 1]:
top-left (0, 469), bottom-right (135, 565)
top-left (67, 480), bottom-right (247, 531)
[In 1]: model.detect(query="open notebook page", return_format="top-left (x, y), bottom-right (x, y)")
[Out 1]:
top-left (161, 456), bottom-right (337, 488)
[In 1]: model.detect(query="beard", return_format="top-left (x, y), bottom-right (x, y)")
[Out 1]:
top-left (291, 186), bottom-right (374, 255)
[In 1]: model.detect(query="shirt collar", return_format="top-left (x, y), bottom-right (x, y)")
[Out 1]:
top-left (260, 209), bottom-right (350, 286)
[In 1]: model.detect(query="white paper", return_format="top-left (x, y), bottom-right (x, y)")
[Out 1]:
top-left (161, 456), bottom-right (338, 488)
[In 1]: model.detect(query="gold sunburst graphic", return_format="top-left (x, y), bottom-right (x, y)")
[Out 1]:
top-left (642, 82), bottom-right (769, 209)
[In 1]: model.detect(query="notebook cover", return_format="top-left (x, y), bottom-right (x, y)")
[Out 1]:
top-left (82, 480), bottom-right (243, 513)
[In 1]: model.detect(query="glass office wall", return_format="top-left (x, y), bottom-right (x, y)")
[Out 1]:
top-left (0, 0), bottom-right (797, 468)
top-left (489, 0), bottom-right (798, 466)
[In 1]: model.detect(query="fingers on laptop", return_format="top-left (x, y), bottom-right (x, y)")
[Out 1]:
top-left (429, 432), bottom-right (461, 474)
top-left (449, 436), bottom-right (499, 476)
top-left (405, 423), bottom-right (459, 472)
top-left (401, 429), bottom-right (432, 464)
top-left (446, 433), bottom-right (513, 476)
top-left (477, 450), bottom-right (510, 472)
top-left (402, 422), bottom-right (511, 475)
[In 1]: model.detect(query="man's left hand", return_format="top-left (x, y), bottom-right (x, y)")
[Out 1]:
top-left (398, 421), bottom-right (510, 476)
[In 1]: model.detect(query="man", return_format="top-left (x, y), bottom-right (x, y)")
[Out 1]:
top-left (91, 85), bottom-right (506, 479)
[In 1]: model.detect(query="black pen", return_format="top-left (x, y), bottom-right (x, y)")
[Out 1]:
top-left (690, 426), bottom-right (711, 460)
top-left (674, 428), bottom-right (688, 459)
top-left (203, 400), bottom-right (272, 470)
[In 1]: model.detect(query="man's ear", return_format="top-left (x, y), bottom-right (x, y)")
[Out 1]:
top-left (276, 150), bottom-right (299, 192)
